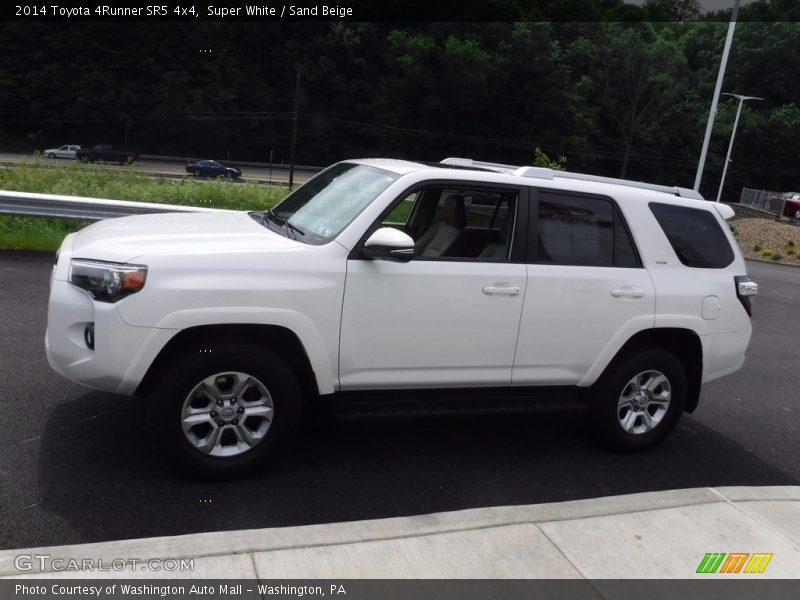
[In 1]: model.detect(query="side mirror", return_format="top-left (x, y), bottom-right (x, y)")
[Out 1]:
top-left (362, 227), bottom-right (415, 262)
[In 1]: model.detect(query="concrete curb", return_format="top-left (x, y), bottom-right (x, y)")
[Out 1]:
top-left (2, 486), bottom-right (799, 579)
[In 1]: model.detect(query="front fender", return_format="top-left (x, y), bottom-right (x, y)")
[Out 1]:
top-left (150, 307), bottom-right (336, 395)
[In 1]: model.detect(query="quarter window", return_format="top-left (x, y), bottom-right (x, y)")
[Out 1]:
top-left (649, 203), bottom-right (734, 268)
top-left (383, 192), bottom-right (418, 226)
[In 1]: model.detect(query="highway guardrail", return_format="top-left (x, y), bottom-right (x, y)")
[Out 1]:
top-left (0, 190), bottom-right (236, 221)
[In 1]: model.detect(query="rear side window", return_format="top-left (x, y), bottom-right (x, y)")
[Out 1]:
top-left (649, 203), bottom-right (734, 269)
top-left (534, 192), bottom-right (640, 267)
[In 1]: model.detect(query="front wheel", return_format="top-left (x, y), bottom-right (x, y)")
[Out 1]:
top-left (149, 342), bottom-right (303, 477)
top-left (590, 347), bottom-right (686, 451)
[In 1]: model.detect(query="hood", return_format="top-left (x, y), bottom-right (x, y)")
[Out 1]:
top-left (69, 211), bottom-right (299, 262)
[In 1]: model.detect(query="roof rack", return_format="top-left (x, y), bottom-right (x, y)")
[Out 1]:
top-left (440, 157), bottom-right (704, 200)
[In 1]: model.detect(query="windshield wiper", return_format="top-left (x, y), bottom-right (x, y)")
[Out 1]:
top-left (263, 209), bottom-right (305, 240)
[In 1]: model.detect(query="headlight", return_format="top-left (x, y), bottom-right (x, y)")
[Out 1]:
top-left (69, 259), bottom-right (147, 302)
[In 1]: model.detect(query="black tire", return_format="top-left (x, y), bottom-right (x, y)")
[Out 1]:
top-left (47, 152), bottom-right (55, 159)
top-left (590, 347), bottom-right (686, 451)
top-left (148, 342), bottom-right (303, 478)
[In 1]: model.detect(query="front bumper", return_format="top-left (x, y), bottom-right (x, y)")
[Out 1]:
top-left (45, 269), bottom-right (176, 397)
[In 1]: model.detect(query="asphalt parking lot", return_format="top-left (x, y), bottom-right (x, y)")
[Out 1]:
top-left (0, 251), bottom-right (798, 551)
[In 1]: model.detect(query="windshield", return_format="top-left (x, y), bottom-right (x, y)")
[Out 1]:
top-left (271, 163), bottom-right (399, 244)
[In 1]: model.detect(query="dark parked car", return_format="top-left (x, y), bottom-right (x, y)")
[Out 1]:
top-left (76, 145), bottom-right (138, 165)
top-left (765, 192), bottom-right (800, 220)
top-left (186, 160), bottom-right (242, 179)
top-left (783, 193), bottom-right (800, 220)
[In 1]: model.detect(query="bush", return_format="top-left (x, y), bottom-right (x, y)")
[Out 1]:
top-left (787, 240), bottom-right (796, 248)
top-left (761, 249), bottom-right (772, 257)
top-left (752, 244), bottom-right (762, 252)
top-left (532, 147), bottom-right (568, 171)
top-left (771, 252), bottom-right (783, 261)
top-left (786, 247), bottom-right (797, 256)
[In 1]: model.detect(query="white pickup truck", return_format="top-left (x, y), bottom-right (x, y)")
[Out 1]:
top-left (46, 158), bottom-right (757, 476)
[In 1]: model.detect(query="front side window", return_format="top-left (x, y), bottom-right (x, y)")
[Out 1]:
top-left (534, 191), bottom-right (639, 267)
top-left (272, 163), bottom-right (399, 245)
top-left (649, 202), bottom-right (734, 268)
top-left (377, 185), bottom-right (518, 261)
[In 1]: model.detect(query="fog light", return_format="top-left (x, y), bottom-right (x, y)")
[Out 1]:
top-left (84, 324), bottom-right (95, 350)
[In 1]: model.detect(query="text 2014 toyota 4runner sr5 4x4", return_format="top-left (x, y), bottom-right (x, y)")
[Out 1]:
top-left (46, 158), bottom-right (758, 476)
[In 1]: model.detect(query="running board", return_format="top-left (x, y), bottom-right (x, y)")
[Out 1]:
top-left (324, 386), bottom-right (587, 419)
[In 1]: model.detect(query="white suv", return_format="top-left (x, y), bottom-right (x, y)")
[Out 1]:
top-left (45, 158), bottom-right (758, 476)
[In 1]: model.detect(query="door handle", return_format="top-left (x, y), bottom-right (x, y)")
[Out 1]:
top-left (611, 286), bottom-right (645, 299)
top-left (482, 285), bottom-right (520, 296)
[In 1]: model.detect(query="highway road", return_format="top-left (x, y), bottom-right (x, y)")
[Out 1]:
top-left (0, 152), bottom-right (320, 185)
top-left (0, 253), bottom-right (798, 551)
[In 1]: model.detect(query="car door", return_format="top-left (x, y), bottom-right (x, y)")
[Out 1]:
top-left (512, 189), bottom-right (655, 385)
top-left (339, 183), bottom-right (529, 390)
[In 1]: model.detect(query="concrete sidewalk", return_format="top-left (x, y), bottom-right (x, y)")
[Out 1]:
top-left (1, 486), bottom-right (799, 579)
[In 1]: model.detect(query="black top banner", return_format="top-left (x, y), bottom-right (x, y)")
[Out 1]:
top-left (3, 0), bottom-right (800, 22)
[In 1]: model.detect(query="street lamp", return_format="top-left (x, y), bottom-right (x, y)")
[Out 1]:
top-left (693, 0), bottom-right (741, 193)
top-left (715, 93), bottom-right (763, 203)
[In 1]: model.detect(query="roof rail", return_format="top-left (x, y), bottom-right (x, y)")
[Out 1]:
top-left (440, 157), bottom-right (519, 173)
top-left (439, 157), bottom-right (705, 200)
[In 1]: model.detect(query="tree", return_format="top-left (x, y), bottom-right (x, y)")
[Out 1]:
top-left (644, 0), bottom-right (701, 22)
top-left (578, 23), bottom-right (689, 179)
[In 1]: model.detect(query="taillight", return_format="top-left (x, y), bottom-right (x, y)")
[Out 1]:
top-left (734, 275), bottom-right (758, 316)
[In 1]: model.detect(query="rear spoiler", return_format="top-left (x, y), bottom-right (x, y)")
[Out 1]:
top-left (712, 203), bottom-right (736, 220)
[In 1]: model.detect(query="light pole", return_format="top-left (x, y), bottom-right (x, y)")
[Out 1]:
top-left (715, 93), bottom-right (762, 202)
top-left (693, 0), bottom-right (741, 193)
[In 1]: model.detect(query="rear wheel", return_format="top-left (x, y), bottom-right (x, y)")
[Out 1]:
top-left (794, 208), bottom-right (800, 220)
top-left (149, 342), bottom-right (303, 477)
top-left (47, 152), bottom-right (55, 159)
top-left (591, 347), bottom-right (686, 451)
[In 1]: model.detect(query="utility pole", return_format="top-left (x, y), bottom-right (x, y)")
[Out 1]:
top-left (288, 64), bottom-right (301, 189)
top-left (269, 148), bottom-right (274, 184)
top-left (693, 0), bottom-right (741, 193)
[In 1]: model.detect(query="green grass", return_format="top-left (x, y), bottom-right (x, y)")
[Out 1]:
top-left (0, 215), bottom-right (94, 251)
top-left (0, 161), bottom-right (290, 251)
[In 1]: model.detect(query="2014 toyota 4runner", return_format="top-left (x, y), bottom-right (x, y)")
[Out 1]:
top-left (45, 158), bottom-right (758, 476)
